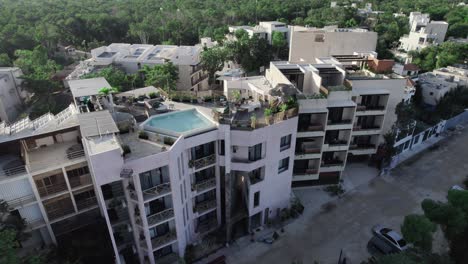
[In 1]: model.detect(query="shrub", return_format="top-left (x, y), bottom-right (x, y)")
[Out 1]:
top-left (148, 92), bottom-right (158, 99)
top-left (324, 184), bottom-right (345, 196)
top-left (138, 131), bottom-right (148, 139)
top-left (264, 108), bottom-right (273, 117)
top-left (122, 145), bottom-right (131, 155)
top-left (204, 96), bottom-right (213, 102)
top-left (164, 137), bottom-right (175, 145)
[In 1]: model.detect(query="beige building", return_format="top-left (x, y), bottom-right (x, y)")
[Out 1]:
top-left (288, 26), bottom-right (378, 63)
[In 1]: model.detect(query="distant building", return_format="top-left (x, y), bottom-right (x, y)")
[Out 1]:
top-left (0, 67), bottom-right (25, 123)
top-left (393, 63), bottom-right (420, 77)
top-left (399, 12), bottom-right (448, 52)
top-left (418, 72), bottom-right (460, 106)
top-left (228, 21), bottom-right (290, 45)
top-left (288, 26), bottom-right (378, 63)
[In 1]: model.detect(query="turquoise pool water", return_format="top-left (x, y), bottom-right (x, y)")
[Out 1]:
top-left (145, 109), bottom-right (214, 134)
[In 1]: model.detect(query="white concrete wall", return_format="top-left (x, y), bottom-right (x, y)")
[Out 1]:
top-left (289, 28), bottom-right (378, 63)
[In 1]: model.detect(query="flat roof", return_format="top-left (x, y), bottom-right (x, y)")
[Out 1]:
top-left (116, 86), bottom-right (160, 98)
top-left (78, 110), bottom-right (119, 137)
top-left (69, 77), bottom-right (111, 98)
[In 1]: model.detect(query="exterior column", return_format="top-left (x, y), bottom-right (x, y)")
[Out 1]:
top-left (61, 167), bottom-right (78, 213)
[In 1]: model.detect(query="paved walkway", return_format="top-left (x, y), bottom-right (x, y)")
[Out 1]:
top-left (201, 128), bottom-right (468, 264)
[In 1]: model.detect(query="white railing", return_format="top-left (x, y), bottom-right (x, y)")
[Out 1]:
top-left (6, 194), bottom-right (36, 208)
top-left (0, 165), bottom-right (26, 177)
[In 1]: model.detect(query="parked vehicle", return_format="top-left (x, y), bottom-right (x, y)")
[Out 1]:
top-left (371, 225), bottom-right (408, 253)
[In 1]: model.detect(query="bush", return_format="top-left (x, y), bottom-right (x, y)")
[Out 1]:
top-left (122, 145), bottom-right (131, 155)
top-left (164, 137), bottom-right (175, 145)
top-left (401, 214), bottom-right (436, 251)
top-left (324, 184), bottom-right (345, 196)
top-left (204, 96), bottom-right (213, 102)
top-left (138, 131), bottom-right (148, 139)
top-left (148, 92), bottom-right (158, 99)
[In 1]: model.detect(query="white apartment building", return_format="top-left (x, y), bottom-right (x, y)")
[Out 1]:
top-left (68, 43), bottom-right (209, 93)
top-left (0, 67), bottom-right (26, 123)
top-left (228, 21), bottom-right (290, 45)
top-left (288, 25), bottom-right (378, 63)
top-left (0, 75), bottom-right (298, 263)
top-left (399, 12), bottom-right (448, 52)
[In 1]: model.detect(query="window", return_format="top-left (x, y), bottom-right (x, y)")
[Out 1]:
top-left (67, 166), bottom-right (89, 178)
top-left (280, 135), bottom-right (292, 151)
top-left (248, 143), bottom-right (263, 161)
top-left (218, 140), bottom-right (225, 156)
top-left (315, 34), bottom-right (325, 42)
top-left (278, 157), bottom-right (289, 173)
top-left (254, 192), bottom-right (260, 207)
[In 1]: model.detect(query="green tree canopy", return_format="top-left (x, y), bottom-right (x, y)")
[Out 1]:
top-left (140, 63), bottom-right (179, 92)
top-left (82, 66), bottom-right (137, 92)
top-left (200, 47), bottom-right (228, 85)
top-left (401, 214), bottom-right (437, 251)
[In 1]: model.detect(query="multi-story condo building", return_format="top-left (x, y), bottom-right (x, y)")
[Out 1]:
top-left (0, 50), bottom-right (411, 262)
top-left (67, 43), bottom-right (209, 93)
top-left (288, 26), bottom-right (378, 63)
top-left (399, 12), bottom-right (448, 52)
top-left (223, 52), bottom-right (408, 187)
top-left (0, 76), bottom-right (298, 263)
top-left (0, 67), bottom-right (26, 123)
top-left (228, 21), bottom-right (290, 45)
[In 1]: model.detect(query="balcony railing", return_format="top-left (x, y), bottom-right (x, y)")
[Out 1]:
top-left (249, 175), bottom-right (263, 185)
top-left (66, 148), bottom-right (85, 160)
top-left (192, 178), bottom-right (216, 192)
top-left (353, 125), bottom-right (381, 131)
top-left (37, 182), bottom-right (68, 198)
top-left (298, 123), bottom-right (324, 132)
top-left (150, 230), bottom-right (177, 249)
top-left (189, 154), bottom-right (216, 170)
top-left (293, 168), bottom-right (319, 175)
top-left (325, 139), bottom-right (348, 146)
top-left (349, 144), bottom-right (376, 150)
top-left (45, 203), bottom-right (75, 220)
top-left (147, 208), bottom-right (174, 226)
top-left (322, 160), bottom-right (344, 167)
top-left (75, 196), bottom-right (98, 211)
top-left (69, 174), bottom-right (92, 188)
top-left (296, 145), bottom-right (321, 155)
top-left (0, 165), bottom-right (27, 178)
top-left (6, 194), bottom-right (36, 208)
top-left (194, 199), bottom-right (217, 214)
top-left (327, 119), bottom-right (352, 125)
top-left (196, 218), bottom-right (218, 234)
top-left (143, 182), bottom-right (171, 197)
top-left (356, 105), bottom-right (385, 111)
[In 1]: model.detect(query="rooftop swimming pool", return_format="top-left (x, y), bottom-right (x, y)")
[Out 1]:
top-left (142, 109), bottom-right (216, 137)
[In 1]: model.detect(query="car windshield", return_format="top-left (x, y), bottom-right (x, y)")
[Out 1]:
top-left (381, 228), bottom-right (392, 234)
top-left (398, 239), bottom-right (407, 247)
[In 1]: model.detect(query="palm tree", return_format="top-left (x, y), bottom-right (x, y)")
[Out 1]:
top-left (98, 87), bottom-right (119, 113)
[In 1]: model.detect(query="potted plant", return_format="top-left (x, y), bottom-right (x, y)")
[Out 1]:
top-left (122, 144), bottom-right (131, 156)
top-left (264, 108), bottom-right (273, 125)
top-left (278, 103), bottom-right (288, 120)
top-left (138, 131), bottom-right (148, 140)
top-left (250, 114), bottom-right (257, 129)
top-left (148, 92), bottom-right (157, 99)
top-left (231, 90), bottom-right (241, 105)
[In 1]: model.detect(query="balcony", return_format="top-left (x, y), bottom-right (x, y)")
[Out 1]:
top-left (249, 174), bottom-right (263, 185)
top-left (352, 125), bottom-right (381, 136)
top-left (298, 123), bottom-right (324, 133)
top-left (189, 154), bottom-right (216, 170)
top-left (142, 230), bottom-right (177, 251)
top-left (143, 182), bottom-right (171, 199)
top-left (196, 217), bottom-right (218, 234)
top-left (6, 194), bottom-right (36, 209)
top-left (192, 178), bottom-right (216, 193)
top-left (146, 208), bottom-right (174, 227)
top-left (26, 142), bottom-right (85, 173)
top-left (194, 199), bottom-right (217, 215)
top-left (37, 182), bottom-right (68, 198)
top-left (109, 206), bottom-right (130, 226)
top-left (68, 174), bottom-right (92, 189)
top-left (349, 144), bottom-right (377, 155)
top-left (0, 162), bottom-right (27, 182)
top-left (44, 197), bottom-right (75, 221)
top-left (75, 196), bottom-right (98, 211)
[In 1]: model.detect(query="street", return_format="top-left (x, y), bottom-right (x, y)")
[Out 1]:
top-left (224, 129), bottom-right (468, 264)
